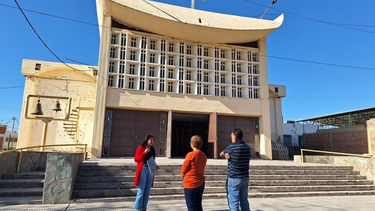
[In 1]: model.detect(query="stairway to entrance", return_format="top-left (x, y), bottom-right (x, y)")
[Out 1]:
top-left (72, 160), bottom-right (375, 203)
top-left (0, 171), bottom-right (45, 205)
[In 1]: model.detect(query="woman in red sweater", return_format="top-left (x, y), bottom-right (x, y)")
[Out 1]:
top-left (134, 135), bottom-right (157, 211)
top-left (181, 135), bottom-right (207, 211)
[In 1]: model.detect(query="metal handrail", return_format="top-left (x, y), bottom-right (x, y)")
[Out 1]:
top-left (0, 144), bottom-right (87, 173)
top-left (300, 148), bottom-right (374, 163)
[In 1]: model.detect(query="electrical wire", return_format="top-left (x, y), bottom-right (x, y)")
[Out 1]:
top-left (13, 0), bottom-right (85, 72)
top-left (0, 86), bottom-right (24, 89)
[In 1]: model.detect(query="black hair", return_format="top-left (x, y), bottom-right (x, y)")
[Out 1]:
top-left (141, 135), bottom-right (155, 147)
top-left (232, 128), bottom-right (243, 141)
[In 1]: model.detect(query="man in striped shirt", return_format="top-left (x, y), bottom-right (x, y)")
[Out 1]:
top-left (220, 128), bottom-right (251, 211)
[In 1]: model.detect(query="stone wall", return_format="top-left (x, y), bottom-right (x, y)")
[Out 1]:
top-left (42, 152), bottom-right (84, 204)
top-left (295, 155), bottom-right (375, 184)
top-left (367, 118), bottom-right (375, 154)
top-left (19, 151), bottom-right (48, 172)
top-left (0, 151), bottom-right (19, 177)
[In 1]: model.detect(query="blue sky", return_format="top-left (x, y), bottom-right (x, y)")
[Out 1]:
top-left (1, 0), bottom-right (374, 131)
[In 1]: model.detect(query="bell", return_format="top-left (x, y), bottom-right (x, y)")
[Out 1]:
top-left (52, 99), bottom-right (62, 112)
top-left (31, 100), bottom-right (43, 115)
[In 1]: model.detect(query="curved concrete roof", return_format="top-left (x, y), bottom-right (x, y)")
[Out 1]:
top-left (101, 0), bottom-right (283, 44)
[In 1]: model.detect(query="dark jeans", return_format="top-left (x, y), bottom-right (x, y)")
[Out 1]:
top-left (184, 183), bottom-right (205, 211)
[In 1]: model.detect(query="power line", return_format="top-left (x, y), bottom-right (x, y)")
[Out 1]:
top-left (0, 86), bottom-right (24, 89)
top-left (243, 0), bottom-right (375, 34)
top-left (13, 0), bottom-right (85, 72)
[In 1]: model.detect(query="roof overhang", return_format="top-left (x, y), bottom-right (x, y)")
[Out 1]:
top-left (98, 0), bottom-right (284, 44)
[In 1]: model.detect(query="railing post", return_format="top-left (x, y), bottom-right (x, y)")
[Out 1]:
top-left (300, 149), bottom-right (304, 163)
top-left (84, 144), bottom-right (87, 161)
top-left (17, 150), bottom-right (22, 173)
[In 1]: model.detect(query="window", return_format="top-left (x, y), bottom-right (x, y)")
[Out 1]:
top-left (221, 74), bottom-right (225, 83)
top-left (197, 45), bottom-right (202, 56)
top-left (248, 64), bottom-right (252, 74)
top-left (221, 62), bottom-right (226, 71)
top-left (237, 75), bottom-right (242, 85)
top-left (129, 64), bottom-right (135, 75)
top-left (180, 43), bottom-right (184, 54)
top-left (179, 81), bottom-right (183, 93)
top-left (186, 58), bottom-right (192, 67)
top-left (160, 66), bottom-right (165, 78)
top-left (187, 45), bottom-right (192, 55)
top-left (119, 61), bottom-right (125, 74)
top-left (204, 47), bottom-right (209, 57)
top-left (204, 85), bottom-right (209, 95)
top-left (220, 50), bottom-right (225, 58)
top-left (275, 87), bottom-right (279, 93)
top-left (231, 49), bottom-right (235, 60)
top-left (253, 65), bottom-right (258, 74)
top-left (168, 69), bottom-right (174, 79)
top-left (120, 47), bottom-right (126, 60)
top-left (110, 48), bottom-right (116, 58)
top-left (232, 86), bottom-right (236, 97)
top-left (111, 34), bottom-right (117, 44)
top-left (204, 60), bottom-right (209, 69)
top-left (149, 80), bottom-right (155, 91)
top-left (186, 83), bottom-right (192, 94)
top-left (169, 43), bottom-right (174, 52)
top-left (186, 71), bottom-right (192, 80)
top-left (179, 68), bottom-right (184, 80)
top-left (237, 87), bottom-right (242, 98)
top-left (215, 85), bottom-right (219, 96)
top-left (108, 75), bottom-right (114, 87)
top-left (149, 54), bottom-right (155, 63)
top-left (131, 37), bottom-right (137, 47)
top-left (197, 70), bottom-right (202, 82)
top-left (247, 51), bottom-right (251, 62)
top-left (237, 52), bottom-right (241, 60)
top-left (197, 83), bottom-right (202, 95)
top-left (232, 74), bottom-right (236, 85)
top-left (215, 47), bottom-right (219, 58)
top-left (161, 40), bottom-right (166, 51)
top-left (254, 78), bottom-right (258, 86)
top-left (215, 60), bottom-right (219, 71)
top-left (121, 34), bottom-right (126, 46)
top-left (140, 77), bottom-right (145, 90)
top-left (179, 55), bottom-right (184, 67)
top-left (204, 72), bottom-right (209, 82)
top-left (215, 72), bottom-right (219, 83)
top-left (237, 64), bottom-right (241, 72)
top-left (197, 58), bottom-right (202, 69)
top-left (141, 37), bottom-right (146, 49)
top-left (248, 76), bottom-right (252, 86)
top-left (252, 53), bottom-right (258, 62)
top-left (249, 88), bottom-right (253, 99)
top-left (161, 53), bottom-right (165, 65)
top-left (168, 82), bottom-right (174, 92)
top-left (109, 62), bottom-right (115, 73)
top-left (221, 86), bottom-right (226, 96)
top-left (150, 40), bottom-right (156, 50)
top-left (128, 78), bottom-right (135, 89)
top-left (140, 50), bottom-right (146, 62)
top-left (130, 51), bottom-right (136, 61)
top-left (35, 63), bottom-right (41, 70)
top-left (149, 67), bottom-right (155, 77)
top-left (254, 89), bottom-right (259, 98)
top-left (140, 64), bottom-right (145, 76)
top-left (231, 61), bottom-right (236, 72)
top-left (168, 56), bottom-right (174, 66)
top-left (160, 79), bottom-right (165, 92)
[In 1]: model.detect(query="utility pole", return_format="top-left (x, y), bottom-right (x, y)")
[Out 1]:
top-left (7, 117), bottom-right (15, 150)
top-left (260, 0), bottom-right (277, 19)
top-left (191, 0), bottom-right (205, 9)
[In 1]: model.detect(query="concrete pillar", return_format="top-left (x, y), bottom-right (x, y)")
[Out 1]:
top-left (258, 37), bottom-right (272, 160)
top-left (91, 14), bottom-right (112, 159)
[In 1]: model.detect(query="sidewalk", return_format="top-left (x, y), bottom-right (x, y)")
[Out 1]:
top-left (2, 195), bottom-right (375, 210)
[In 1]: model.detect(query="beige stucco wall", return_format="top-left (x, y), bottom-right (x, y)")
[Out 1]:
top-left (18, 60), bottom-right (97, 154)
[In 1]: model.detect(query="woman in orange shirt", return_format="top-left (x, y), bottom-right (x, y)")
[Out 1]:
top-left (181, 135), bottom-right (207, 211)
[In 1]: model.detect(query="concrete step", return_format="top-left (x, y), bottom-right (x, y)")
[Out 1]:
top-left (248, 180), bottom-right (373, 186)
top-left (1, 171), bottom-right (45, 180)
top-left (71, 190), bottom-right (375, 203)
top-left (250, 185), bottom-right (375, 192)
top-left (249, 175), bottom-right (367, 180)
top-left (0, 196), bottom-right (42, 206)
top-left (0, 179), bottom-right (44, 188)
top-left (0, 188), bottom-right (43, 197)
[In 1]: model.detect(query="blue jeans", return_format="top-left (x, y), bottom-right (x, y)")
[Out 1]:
top-left (134, 166), bottom-right (153, 210)
top-left (184, 183), bottom-right (205, 211)
top-left (227, 177), bottom-right (250, 211)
